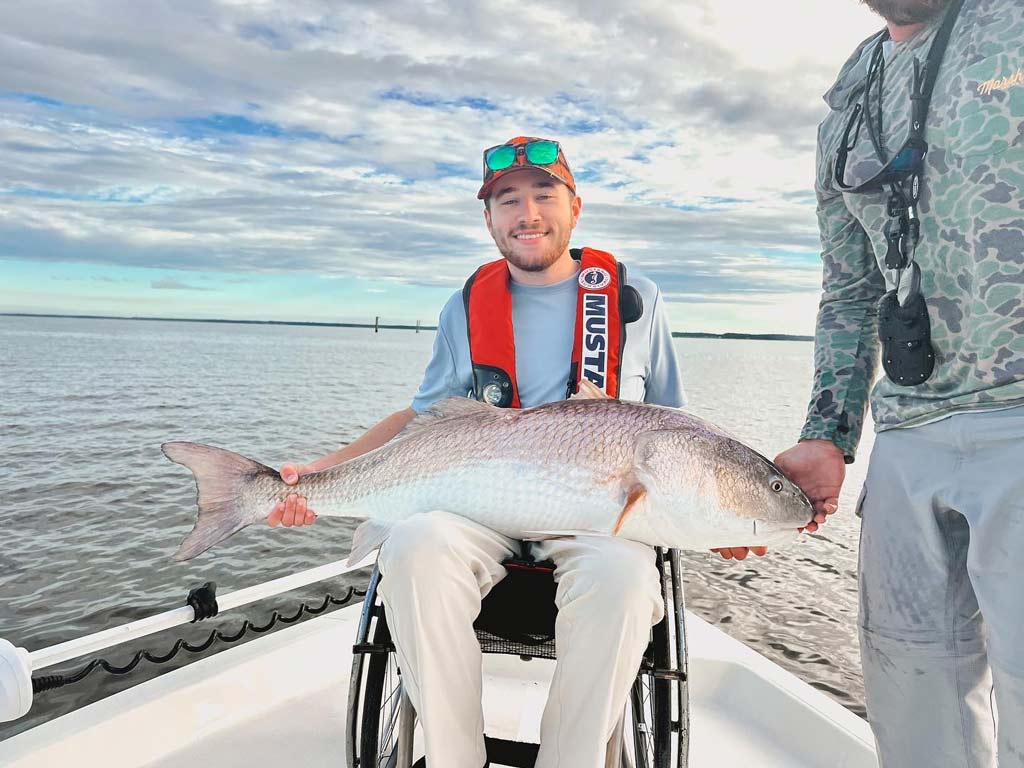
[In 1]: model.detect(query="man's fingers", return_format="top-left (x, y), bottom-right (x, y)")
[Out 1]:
top-left (267, 502), bottom-right (284, 527)
top-left (268, 496), bottom-right (314, 528)
top-left (282, 494), bottom-right (297, 527)
top-left (280, 495), bottom-right (291, 527)
top-left (713, 546), bottom-right (768, 560)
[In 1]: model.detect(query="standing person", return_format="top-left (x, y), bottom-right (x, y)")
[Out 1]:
top-left (774, 1), bottom-right (1024, 765)
top-left (269, 136), bottom-right (687, 767)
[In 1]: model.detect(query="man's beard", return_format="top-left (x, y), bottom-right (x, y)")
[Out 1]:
top-left (861, 0), bottom-right (949, 25)
top-left (498, 229), bottom-right (572, 272)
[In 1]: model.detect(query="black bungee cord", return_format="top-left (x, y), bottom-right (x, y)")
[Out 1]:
top-left (31, 583), bottom-right (366, 695)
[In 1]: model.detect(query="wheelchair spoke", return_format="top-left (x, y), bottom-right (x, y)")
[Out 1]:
top-left (630, 675), bottom-right (655, 768)
top-left (377, 662), bottom-right (403, 762)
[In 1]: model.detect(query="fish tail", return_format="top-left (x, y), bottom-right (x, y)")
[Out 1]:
top-left (162, 441), bottom-right (275, 561)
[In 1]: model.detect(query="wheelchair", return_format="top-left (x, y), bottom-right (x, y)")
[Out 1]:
top-left (346, 546), bottom-right (690, 768)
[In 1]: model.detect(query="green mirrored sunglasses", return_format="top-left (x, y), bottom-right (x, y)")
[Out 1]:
top-left (485, 140), bottom-right (560, 172)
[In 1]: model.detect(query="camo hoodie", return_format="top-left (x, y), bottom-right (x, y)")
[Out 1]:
top-left (800, 0), bottom-right (1024, 461)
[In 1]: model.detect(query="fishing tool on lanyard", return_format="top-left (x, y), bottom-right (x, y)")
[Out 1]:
top-left (833, 0), bottom-right (964, 385)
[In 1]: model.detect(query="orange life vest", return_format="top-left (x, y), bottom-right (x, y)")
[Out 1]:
top-left (462, 248), bottom-right (642, 408)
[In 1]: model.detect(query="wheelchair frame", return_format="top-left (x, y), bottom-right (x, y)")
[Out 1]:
top-left (346, 547), bottom-right (690, 768)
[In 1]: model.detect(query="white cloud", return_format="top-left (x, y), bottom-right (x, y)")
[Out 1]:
top-left (0, 0), bottom-right (883, 332)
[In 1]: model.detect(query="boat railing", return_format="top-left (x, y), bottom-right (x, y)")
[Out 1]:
top-left (0, 554), bottom-right (376, 723)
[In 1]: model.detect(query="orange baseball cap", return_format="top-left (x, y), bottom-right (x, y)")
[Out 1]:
top-left (477, 136), bottom-right (576, 201)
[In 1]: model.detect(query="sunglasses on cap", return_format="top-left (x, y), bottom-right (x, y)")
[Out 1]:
top-left (484, 139), bottom-right (561, 172)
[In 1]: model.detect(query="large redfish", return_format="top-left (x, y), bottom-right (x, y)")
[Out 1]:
top-left (164, 394), bottom-right (813, 561)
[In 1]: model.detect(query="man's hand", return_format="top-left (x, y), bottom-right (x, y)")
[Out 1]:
top-left (267, 463), bottom-right (317, 528)
top-left (712, 546), bottom-right (768, 561)
top-left (774, 439), bottom-right (846, 533)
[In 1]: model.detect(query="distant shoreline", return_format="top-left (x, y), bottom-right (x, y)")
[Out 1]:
top-left (0, 312), bottom-right (813, 342)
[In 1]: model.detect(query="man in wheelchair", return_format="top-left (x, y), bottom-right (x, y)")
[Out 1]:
top-left (270, 136), bottom-right (687, 767)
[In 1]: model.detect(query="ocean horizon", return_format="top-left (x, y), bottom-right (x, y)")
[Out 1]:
top-left (0, 312), bottom-right (815, 342)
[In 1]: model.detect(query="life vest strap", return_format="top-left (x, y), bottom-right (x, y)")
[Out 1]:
top-left (464, 248), bottom-right (640, 407)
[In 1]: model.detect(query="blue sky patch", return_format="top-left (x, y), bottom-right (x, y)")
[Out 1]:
top-left (177, 113), bottom-right (285, 138)
top-left (378, 89), bottom-right (499, 112)
top-left (3, 92), bottom-right (65, 107)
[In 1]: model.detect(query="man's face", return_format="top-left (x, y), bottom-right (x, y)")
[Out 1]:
top-left (861, 0), bottom-right (948, 24)
top-left (483, 167), bottom-right (582, 273)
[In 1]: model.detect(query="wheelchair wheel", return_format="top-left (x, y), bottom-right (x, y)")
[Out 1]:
top-left (355, 614), bottom-right (406, 767)
top-left (629, 617), bottom-right (674, 768)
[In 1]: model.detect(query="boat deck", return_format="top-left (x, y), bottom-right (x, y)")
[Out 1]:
top-left (0, 605), bottom-right (877, 767)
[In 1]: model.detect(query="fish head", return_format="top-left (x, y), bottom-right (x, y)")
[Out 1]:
top-left (634, 426), bottom-right (814, 546)
top-left (709, 440), bottom-right (815, 530)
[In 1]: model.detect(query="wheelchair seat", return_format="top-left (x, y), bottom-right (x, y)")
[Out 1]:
top-left (473, 552), bottom-right (557, 658)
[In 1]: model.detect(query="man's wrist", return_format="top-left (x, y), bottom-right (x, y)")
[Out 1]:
top-left (797, 437), bottom-right (846, 457)
top-left (798, 427), bottom-right (857, 464)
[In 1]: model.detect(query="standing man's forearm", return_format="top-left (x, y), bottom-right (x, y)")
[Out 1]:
top-left (799, 190), bottom-right (886, 463)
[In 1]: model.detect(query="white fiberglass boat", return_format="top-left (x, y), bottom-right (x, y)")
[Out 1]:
top-left (0, 557), bottom-right (877, 767)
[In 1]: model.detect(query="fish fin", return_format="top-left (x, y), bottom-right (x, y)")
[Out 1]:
top-left (632, 429), bottom-right (686, 473)
top-left (346, 518), bottom-right (395, 565)
top-left (613, 482), bottom-right (648, 535)
top-left (570, 379), bottom-right (612, 400)
top-left (162, 442), bottom-right (276, 561)
top-left (396, 397), bottom-right (496, 439)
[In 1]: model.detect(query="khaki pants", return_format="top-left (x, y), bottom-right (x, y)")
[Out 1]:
top-left (377, 510), bottom-right (664, 768)
top-left (858, 407), bottom-right (1024, 767)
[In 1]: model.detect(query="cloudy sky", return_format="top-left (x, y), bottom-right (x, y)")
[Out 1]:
top-left (0, 0), bottom-right (883, 334)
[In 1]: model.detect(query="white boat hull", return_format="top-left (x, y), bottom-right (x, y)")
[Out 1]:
top-left (0, 604), bottom-right (877, 767)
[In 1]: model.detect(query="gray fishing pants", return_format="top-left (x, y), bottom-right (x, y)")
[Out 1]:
top-left (858, 407), bottom-right (1024, 767)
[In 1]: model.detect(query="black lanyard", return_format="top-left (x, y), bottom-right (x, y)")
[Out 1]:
top-left (834, 0), bottom-right (966, 387)
top-left (834, 0), bottom-right (965, 197)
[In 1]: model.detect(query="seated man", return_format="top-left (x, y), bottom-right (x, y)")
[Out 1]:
top-left (270, 136), bottom-right (687, 768)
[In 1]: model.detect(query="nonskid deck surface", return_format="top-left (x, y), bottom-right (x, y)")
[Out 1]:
top-left (0, 604), bottom-right (877, 767)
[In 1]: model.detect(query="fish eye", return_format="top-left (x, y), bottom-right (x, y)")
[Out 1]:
top-left (770, 479), bottom-right (784, 493)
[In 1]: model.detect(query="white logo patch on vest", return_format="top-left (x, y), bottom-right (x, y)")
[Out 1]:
top-left (582, 293), bottom-right (608, 389)
top-left (579, 267), bottom-right (611, 290)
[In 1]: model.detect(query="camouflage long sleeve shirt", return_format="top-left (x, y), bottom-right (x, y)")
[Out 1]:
top-left (801, 0), bottom-right (1024, 461)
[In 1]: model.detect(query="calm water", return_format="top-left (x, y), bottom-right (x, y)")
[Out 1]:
top-left (0, 316), bottom-right (874, 741)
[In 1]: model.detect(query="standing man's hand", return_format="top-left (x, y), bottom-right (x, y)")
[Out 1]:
top-left (267, 463), bottom-right (317, 527)
top-left (774, 439), bottom-right (846, 533)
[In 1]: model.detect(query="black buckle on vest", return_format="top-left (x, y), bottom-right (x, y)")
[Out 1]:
top-left (878, 291), bottom-right (935, 385)
top-left (619, 275), bottom-right (643, 324)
